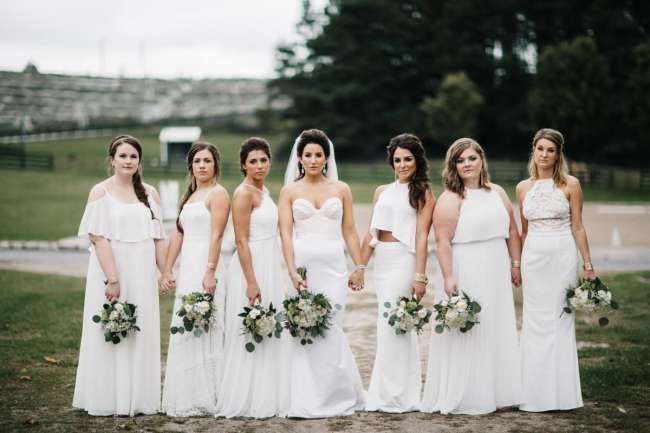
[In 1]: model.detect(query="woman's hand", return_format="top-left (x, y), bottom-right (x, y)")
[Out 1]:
top-left (202, 270), bottom-right (217, 294)
top-left (412, 280), bottom-right (426, 300)
top-left (511, 267), bottom-right (522, 287)
top-left (246, 282), bottom-right (262, 305)
top-left (105, 281), bottom-right (121, 302)
top-left (348, 269), bottom-right (364, 291)
top-left (443, 277), bottom-right (458, 296)
top-left (160, 272), bottom-right (176, 295)
top-left (289, 271), bottom-right (307, 292)
top-left (583, 268), bottom-right (596, 281)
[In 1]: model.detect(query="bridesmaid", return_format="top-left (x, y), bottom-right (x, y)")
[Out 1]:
top-left (216, 137), bottom-right (291, 418)
top-left (517, 128), bottom-right (592, 411)
top-left (361, 133), bottom-right (435, 412)
top-left (421, 138), bottom-right (522, 415)
top-left (160, 142), bottom-right (230, 416)
top-left (278, 128), bottom-right (365, 418)
top-left (73, 135), bottom-right (167, 416)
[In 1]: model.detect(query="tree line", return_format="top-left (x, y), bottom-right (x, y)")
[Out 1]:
top-left (269, 0), bottom-right (650, 166)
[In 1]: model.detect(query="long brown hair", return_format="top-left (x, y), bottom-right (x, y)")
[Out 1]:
top-left (108, 135), bottom-right (154, 219)
top-left (177, 141), bottom-right (221, 233)
top-left (442, 137), bottom-right (491, 197)
top-left (387, 133), bottom-right (431, 210)
top-left (528, 128), bottom-right (569, 186)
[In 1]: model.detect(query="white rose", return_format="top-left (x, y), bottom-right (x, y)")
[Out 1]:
top-left (441, 299), bottom-right (448, 307)
top-left (450, 296), bottom-right (460, 303)
top-left (446, 309), bottom-right (458, 321)
top-left (109, 311), bottom-right (119, 321)
top-left (399, 300), bottom-right (407, 308)
top-left (114, 303), bottom-right (124, 311)
top-left (417, 308), bottom-right (428, 319)
top-left (248, 308), bottom-right (261, 319)
top-left (257, 316), bottom-right (276, 335)
top-left (456, 300), bottom-right (468, 312)
top-left (396, 308), bottom-right (405, 318)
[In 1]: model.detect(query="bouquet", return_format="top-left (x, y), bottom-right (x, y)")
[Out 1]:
top-left (238, 303), bottom-right (281, 352)
top-left (277, 267), bottom-right (341, 345)
top-left (563, 277), bottom-right (619, 326)
top-left (170, 292), bottom-right (215, 337)
top-left (383, 296), bottom-right (432, 335)
top-left (433, 292), bottom-right (481, 334)
top-left (92, 301), bottom-right (140, 344)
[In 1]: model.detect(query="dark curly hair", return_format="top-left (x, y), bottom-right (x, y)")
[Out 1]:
top-left (294, 129), bottom-right (331, 180)
top-left (387, 133), bottom-right (431, 210)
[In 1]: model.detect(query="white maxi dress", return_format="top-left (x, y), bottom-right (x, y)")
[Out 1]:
top-left (287, 197), bottom-right (365, 418)
top-left (162, 200), bottom-right (227, 416)
top-left (73, 189), bottom-right (165, 416)
top-left (520, 179), bottom-right (582, 411)
top-left (216, 187), bottom-right (291, 418)
top-left (422, 187), bottom-right (522, 415)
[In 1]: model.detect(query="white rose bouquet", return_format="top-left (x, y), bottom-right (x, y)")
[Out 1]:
top-left (276, 267), bottom-right (341, 345)
top-left (383, 296), bottom-right (432, 335)
top-left (563, 277), bottom-right (619, 326)
top-left (170, 292), bottom-right (215, 337)
top-left (92, 301), bottom-right (140, 344)
top-left (433, 291), bottom-right (481, 334)
top-left (238, 303), bottom-right (281, 352)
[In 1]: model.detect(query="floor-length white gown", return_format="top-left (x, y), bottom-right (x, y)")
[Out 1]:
top-left (162, 200), bottom-right (226, 416)
top-left (520, 179), bottom-right (582, 411)
top-left (287, 197), bottom-right (365, 418)
top-left (216, 187), bottom-right (291, 418)
top-left (422, 187), bottom-right (522, 415)
top-left (73, 188), bottom-right (164, 416)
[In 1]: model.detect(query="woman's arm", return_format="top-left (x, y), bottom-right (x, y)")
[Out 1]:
top-left (202, 186), bottom-right (230, 294)
top-left (567, 176), bottom-right (596, 279)
top-left (359, 185), bottom-right (387, 266)
top-left (160, 230), bottom-right (182, 294)
top-left (412, 188), bottom-right (435, 300)
top-left (339, 182), bottom-right (364, 290)
top-left (146, 186), bottom-right (168, 274)
top-left (232, 187), bottom-right (261, 304)
top-left (494, 184), bottom-right (522, 287)
top-left (432, 191), bottom-right (461, 296)
top-left (278, 186), bottom-right (306, 290)
top-left (515, 180), bottom-right (530, 248)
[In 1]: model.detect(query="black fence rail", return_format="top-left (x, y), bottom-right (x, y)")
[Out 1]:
top-left (0, 148), bottom-right (53, 170)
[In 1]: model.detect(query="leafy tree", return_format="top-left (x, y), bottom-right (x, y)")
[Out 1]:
top-left (421, 72), bottom-right (484, 146)
top-left (529, 36), bottom-right (610, 159)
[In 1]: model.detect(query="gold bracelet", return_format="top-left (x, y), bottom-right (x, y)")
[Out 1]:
top-left (511, 259), bottom-right (520, 269)
top-left (206, 262), bottom-right (216, 271)
top-left (413, 273), bottom-right (428, 284)
top-left (583, 262), bottom-right (594, 271)
top-left (104, 279), bottom-right (119, 286)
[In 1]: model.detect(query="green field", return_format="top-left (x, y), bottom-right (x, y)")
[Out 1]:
top-left (0, 269), bottom-right (648, 432)
top-left (0, 129), bottom-right (648, 240)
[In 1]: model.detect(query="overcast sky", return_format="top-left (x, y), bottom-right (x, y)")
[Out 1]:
top-left (0, 0), bottom-right (326, 79)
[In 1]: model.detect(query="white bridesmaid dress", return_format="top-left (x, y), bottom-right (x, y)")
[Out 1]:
top-left (520, 179), bottom-right (582, 411)
top-left (422, 187), bottom-right (522, 415)
top-left (162, 200), bottom-right (226, 416)
top-left (216, 187), bottom-right (291, 418)
top-left (73, 187), bottom-right (165, 416)
top-left (366, 181), bottom-right (421, 412)
top-left (287, 196), bottom-right (365, 418)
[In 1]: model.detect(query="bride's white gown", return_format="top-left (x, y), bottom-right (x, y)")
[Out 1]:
top-left (287, 197), bottom-right (365, 418)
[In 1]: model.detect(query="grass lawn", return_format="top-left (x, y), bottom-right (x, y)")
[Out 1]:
top-left (0, 269), bottom-right (648, 432)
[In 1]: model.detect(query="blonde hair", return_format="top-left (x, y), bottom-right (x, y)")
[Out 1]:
top-left (528, 128), bottom-right (569, 186)
top-left (442, 137), bottom-right (491, 197)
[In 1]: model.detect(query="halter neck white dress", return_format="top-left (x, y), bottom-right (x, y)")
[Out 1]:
top-left (366, 181), bottom-right (421, 412)
top-left (287, 196), bottom-right (365, 418)
top-left (73, 187), bottom-right (165, 416)
top-left (520, 179), bottom-right (582, 411)
top-left (216, 187), bottom-right (291, 418)
top-left (422, 187), bottom-right (522, 415)
top-left (162, 199), bottom-right (227, 416)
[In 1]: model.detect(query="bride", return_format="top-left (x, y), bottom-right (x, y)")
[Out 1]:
top-left (278, 129), bottom-right (366, 418)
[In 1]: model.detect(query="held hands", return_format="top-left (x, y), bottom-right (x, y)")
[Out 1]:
top-left (159, 271), bottom-right (176, 295)
top-left (348, 269), bottom-right (364, 291)
top-left (202, 270), bottom-right (217, 294)
top-left (105, 281), bottom-right (121, 302)
top-left (246, 282), bottom-right (262, 305)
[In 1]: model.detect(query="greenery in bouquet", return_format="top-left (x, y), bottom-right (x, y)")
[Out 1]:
top-left (433, 291), bottom-right (481, 334)
top-left (170, 292), bottom-right (215, 337)
top-left (92, 301), bottom-right (140, 344)
top-left (238, 303), bottom-right (281, 352)
top-left (563, 277), bottom-right (619, 326)
top-left (383, 296), bottom-right (432, 335)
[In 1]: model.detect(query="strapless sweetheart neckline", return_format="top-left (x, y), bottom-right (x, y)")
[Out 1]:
top-left (293, 196), bottom-right (342, 211)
